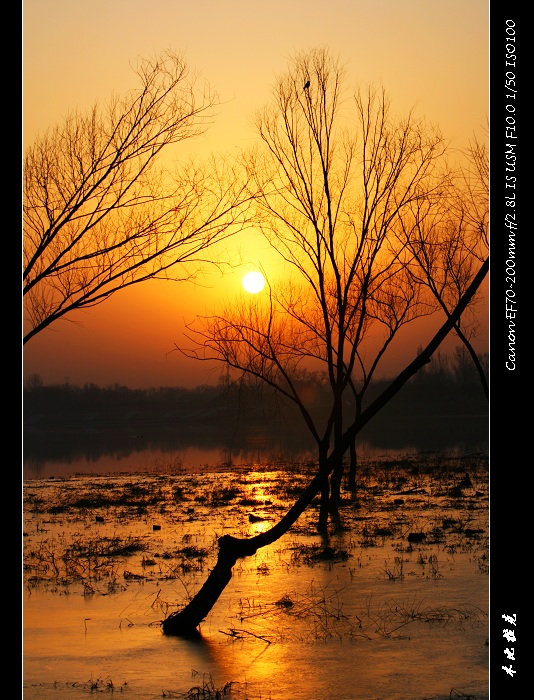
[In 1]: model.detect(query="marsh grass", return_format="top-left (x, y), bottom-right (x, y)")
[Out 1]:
top-left (23, 453), bottom-right (488, 596)
top-left (23, 451), bottom-right (488, 699)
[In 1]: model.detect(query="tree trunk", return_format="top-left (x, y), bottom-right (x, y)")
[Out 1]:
top-left (348, 437), bottom-right (357, 492)
top-left (328, 399), bottom-right (344, 520)
top-left (329, 457), bottom-right (343, 520)
top-left (163, 467), bottom-right (329, 635)
top-left (318, 477), bottom-right (330, 532)
top-left (454, 324), bottom-right (489, 399)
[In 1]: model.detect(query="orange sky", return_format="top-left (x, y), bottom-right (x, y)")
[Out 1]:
top-left (23, 0), bottom-right (489, 389)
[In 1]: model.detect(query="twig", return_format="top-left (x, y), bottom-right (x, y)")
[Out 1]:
top-left (219, 628), bottom-right (272, 644)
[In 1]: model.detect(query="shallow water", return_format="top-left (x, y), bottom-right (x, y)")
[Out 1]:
top-left (23, 455), bottom-right (489, 699)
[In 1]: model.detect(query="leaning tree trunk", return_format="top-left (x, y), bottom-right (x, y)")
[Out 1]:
top-left (162, 465), bottom-right (330, 635)
top-left (162, 258), bottom-right (488, 636)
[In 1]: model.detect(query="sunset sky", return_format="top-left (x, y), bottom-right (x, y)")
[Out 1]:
top-left (23, 0), bottom-right (489, 390)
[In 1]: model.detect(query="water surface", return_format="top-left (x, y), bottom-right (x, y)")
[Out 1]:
top-left (24, 456), bottom-right (489, 699)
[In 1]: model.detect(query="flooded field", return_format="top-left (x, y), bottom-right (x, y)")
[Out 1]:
top-left (23, 451), bottom-right (489, 699)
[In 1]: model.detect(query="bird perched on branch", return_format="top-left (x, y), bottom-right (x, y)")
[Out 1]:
top-left (303, 80), bottom-right (310, 90)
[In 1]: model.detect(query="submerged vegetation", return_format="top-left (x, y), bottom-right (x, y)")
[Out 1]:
top-left (24, 452), bottom-right (488, 698)
top-left (24, 453), bottom-right (488, 608)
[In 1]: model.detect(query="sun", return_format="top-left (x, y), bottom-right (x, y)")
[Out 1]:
top-left (242, 271), bottom-right (265, 294)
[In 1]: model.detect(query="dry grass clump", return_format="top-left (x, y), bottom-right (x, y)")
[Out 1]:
top-left (364, 596), bottom-right (487, 639)
top-left (289, 543), bottom-right (351, 566)
top-left (24, 533), bottom-right (148, 590)
top-left (185, 674), bottom-right (235, 699)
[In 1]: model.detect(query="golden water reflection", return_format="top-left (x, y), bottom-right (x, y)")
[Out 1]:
top-left (23, 459), bottom-right (488, 699)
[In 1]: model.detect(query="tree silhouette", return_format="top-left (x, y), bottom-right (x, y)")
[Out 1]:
top-left (23, 50), bottom-right (252, 344)
top-left (405, 132), bottom-right (489, 397)
top-left (185, 48), bottom-right (486, 522)
top-left (163, 48), bottom-right (488, 635)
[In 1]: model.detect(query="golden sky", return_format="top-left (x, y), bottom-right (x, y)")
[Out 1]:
top-left (23, 0), bottom-right (489, 389)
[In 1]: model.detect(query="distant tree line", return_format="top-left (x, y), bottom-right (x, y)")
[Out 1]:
top-left (24, 345), bottom-right (488, 429)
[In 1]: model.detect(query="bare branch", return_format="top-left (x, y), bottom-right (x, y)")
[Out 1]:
top-left (23, 51), bottom-right (253, 343)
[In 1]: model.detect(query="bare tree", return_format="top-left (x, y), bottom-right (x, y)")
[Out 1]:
top-left (404, 133), bottom-right (489, 397)
top-left (161, 48), bottom-right (488, 635)
top-left (23, 50), bottom-right (252, 344)
top-left (187, 49), bottom-right (453, 521)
